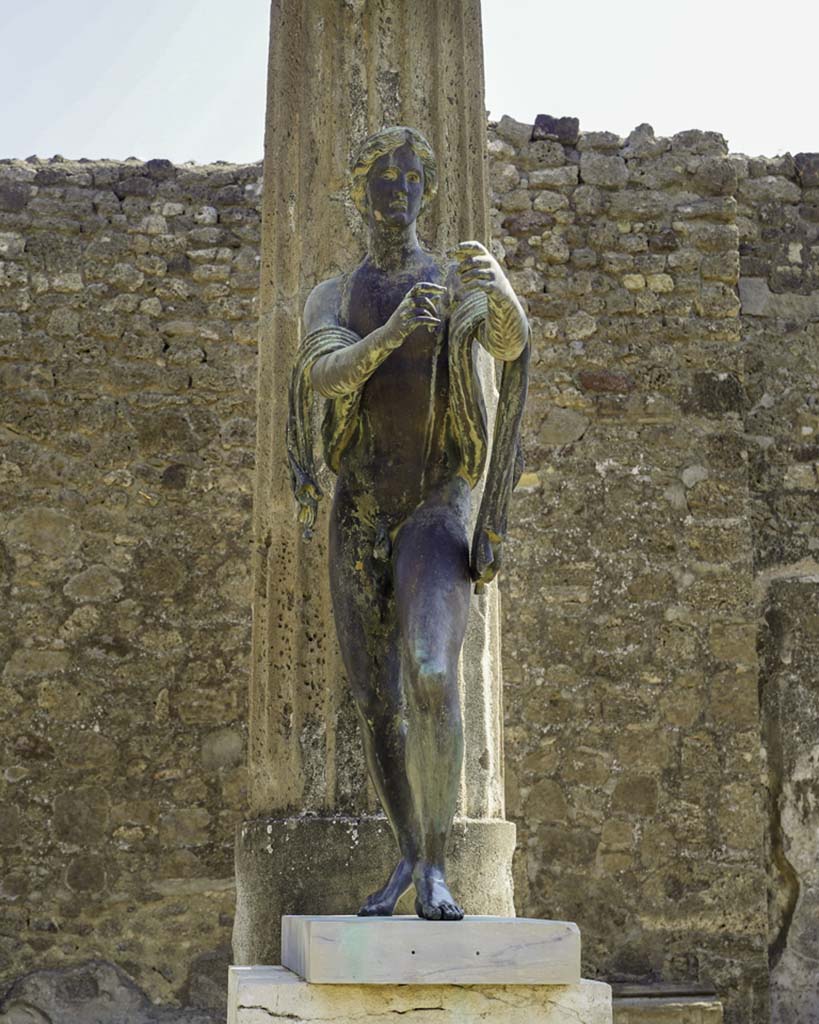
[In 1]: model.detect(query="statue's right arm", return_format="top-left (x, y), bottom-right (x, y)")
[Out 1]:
top-left (306, 278), bottom-right (445, 399)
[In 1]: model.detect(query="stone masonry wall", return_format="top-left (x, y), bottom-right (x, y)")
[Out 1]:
top-left (0, 157), bottom-right (261, 1019)
top-left (488, 117), bottom-right (769, 1024)
top-left (0, 127), bottom-right (816, 1024)
top-left (736, 150), bottom-right (819, 1024)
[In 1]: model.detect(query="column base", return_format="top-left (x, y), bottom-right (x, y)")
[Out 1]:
top-left (228, 966), bottom-right (612, 1024)
top-left (232, 815), bottom-right (516, 965)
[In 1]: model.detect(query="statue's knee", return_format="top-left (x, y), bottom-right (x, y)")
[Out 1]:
top-left (408, 662), bottom-right (451, 713)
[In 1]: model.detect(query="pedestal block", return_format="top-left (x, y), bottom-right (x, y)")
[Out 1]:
top-left (228, 966), bottom-right (613, 1024)
top-left (282, 915), bottom-right (580, 985)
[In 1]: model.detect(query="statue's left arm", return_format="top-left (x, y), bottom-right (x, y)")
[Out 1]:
top-left (451, 241), bottom-right (529, 361)
top-left (449, 241), bottom-right (530, 590)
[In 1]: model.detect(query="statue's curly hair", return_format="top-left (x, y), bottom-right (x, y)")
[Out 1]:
top-left (350, 126), bottom-right (438, 217)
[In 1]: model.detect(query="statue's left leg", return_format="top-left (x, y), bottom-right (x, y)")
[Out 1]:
top-left (393, 479), bottom-right (471, 921)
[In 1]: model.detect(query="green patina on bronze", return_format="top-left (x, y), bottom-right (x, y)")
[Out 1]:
top-left (286, 126), bottom-right (529, 920)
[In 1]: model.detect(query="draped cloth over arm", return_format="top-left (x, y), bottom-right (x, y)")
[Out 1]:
top-left (286, 325), bottom-right (361, 537)
top-left (449, 291), bottom-right (529, 585)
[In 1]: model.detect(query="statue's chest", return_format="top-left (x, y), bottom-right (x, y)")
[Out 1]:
top-left (341, 263), bottom-right (443, 341)
top-left (342, 263), bottom-right (449, 429)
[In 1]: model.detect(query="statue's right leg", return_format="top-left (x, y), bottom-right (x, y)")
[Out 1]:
top-left (329, 488), bottom-right (419, 915)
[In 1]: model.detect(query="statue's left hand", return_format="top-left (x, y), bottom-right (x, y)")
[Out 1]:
top-left (471, 525), bottom-right (503, 594)
top-left (452, 240), bottom-right (514, 303)
top-left (295, 482), bottom-right (320, 539)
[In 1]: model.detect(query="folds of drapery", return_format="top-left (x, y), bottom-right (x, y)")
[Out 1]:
top-left (286, 324), bottom-right (361, 537)
top-left (286, 293), bottom-right (529, 571)
top-left (448, 291), bottom-right (529, 584)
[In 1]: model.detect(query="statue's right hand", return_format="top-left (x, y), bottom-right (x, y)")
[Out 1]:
top-left (385, 281), bottom-right (447, 348)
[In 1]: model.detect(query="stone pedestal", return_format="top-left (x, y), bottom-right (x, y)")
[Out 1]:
top-left (235, 0), bottom-right (515, 965)
top-left (228, 966), bottom-right (612, 1024)
top-left (282, 915), bottom-right (580, 985)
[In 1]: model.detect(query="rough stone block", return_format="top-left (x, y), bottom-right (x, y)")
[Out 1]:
top-left (496, 115), bottom-right (534, 149)
top-left (0, 231), bottom-right (25, 257)
top-left (794, 152), bottom-right (819, 188)
top-left (623, 123), bottom-right (669, 158)
top-left (739, 276), bottom-right (819, 319)
top-left (529, 166), bottom-right (579, 189)
top-left (228, 966), bottom-right (612, 1024)
top-left (578, 131), bottom-right (623, 152)
top-left (580, 152), bottom-right (628, 188)
top-left (0, 960), bottom-right (218, 1024)
top-left (613, 995), bottom-right (722, 1022)
top-left (0, 311), bottom-right (22, 342)
top-left (739, 175), bottom-right (801, 204)
top-left (533, 114), bottom-right (580, 147)
top-left (282, 915), bottom-right (580, 985)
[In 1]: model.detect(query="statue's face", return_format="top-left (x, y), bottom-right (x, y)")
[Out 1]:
top-left (366, 143), bottom-right (424, 226)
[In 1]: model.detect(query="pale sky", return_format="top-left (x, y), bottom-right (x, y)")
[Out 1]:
top-left (1, 0), bottom-right (815, 164)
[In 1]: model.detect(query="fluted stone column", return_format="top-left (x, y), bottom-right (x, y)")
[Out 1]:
top-left (234, 0), bottom-right (515, 964)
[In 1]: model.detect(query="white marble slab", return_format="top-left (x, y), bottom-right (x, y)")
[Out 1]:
top-left (281, 914), bottom-right (581, 985)
top-left (228, 965), bottom-right (612, 1024)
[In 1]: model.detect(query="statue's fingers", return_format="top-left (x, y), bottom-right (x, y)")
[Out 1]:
top-left (460, 268), bottom-right (494, 282)
top-left (457, 253), bottom-right (491, 269)
top-left (451, 240), bottom-right (487, 260)
top-left (412, 282), bottom-right (447, 296)
top-left (415, 296), bottom-right (439, 316)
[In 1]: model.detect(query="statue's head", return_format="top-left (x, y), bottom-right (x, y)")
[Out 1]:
top-left (351, 126), bottom-right (438, 227)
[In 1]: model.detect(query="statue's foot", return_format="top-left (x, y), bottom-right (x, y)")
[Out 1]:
top-left (413, 862), bottom-right (464, 921)
top-left (358, 857), bottom-right (413, 916)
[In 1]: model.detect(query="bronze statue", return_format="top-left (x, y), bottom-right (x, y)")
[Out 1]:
top-left (288, 126), bottom-right (528, 921)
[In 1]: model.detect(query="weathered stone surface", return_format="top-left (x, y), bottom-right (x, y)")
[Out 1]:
top-left (496, 115), bottom-right (534, 148)
top-left (740, 277), bottom-right (819, 319)
top-left (580, 152), bottom-right (629, 188)
top-left (538, 407), bottom-right (590, 446)
top-left (488, 121), bottom-right (770, 1024)
top-left (0, 961), bottom-right (220, 1023)
top-left (757, 580), bottom-right (819, 1024)
top-left (793, 152), bottom-right (819, 188)
top-left (228, 966), bottom-right (612, 1024)
top-left (0, 156), bottom-right (256, 1012)
top-left (739, 176), bottom-right (801, 204)
top-left (623, 123), bottom-right (669, 159)
top-left (533, 114), bottom-right (580, 146)
top-left (63, 564), bottom-right (123, 603)
top-left (529, 166), bottom-right (579, 189)
top-left (53, 785), bottom-right (110, 843)
top-left (614, 994), bottom-right (723, 1022)
top-left (578, 370), bottom-right (636, 394)
top-left (742, 150), bottom-right (819, 1024)
top-left (201, 727), bottom-right (243, 769)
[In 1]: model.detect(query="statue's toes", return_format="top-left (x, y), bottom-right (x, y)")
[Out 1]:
top-left (359, 893), bottom-right (390, 916)
top-left (415, 898), bottom-right (443, 921)
top-left (358, 901), bottom-right (392, 917)
top-left (440, 901), bottom-right (464, 921)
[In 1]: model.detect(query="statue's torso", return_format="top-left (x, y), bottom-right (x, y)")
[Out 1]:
top-left (337, 254), bottom-right (461, 517)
